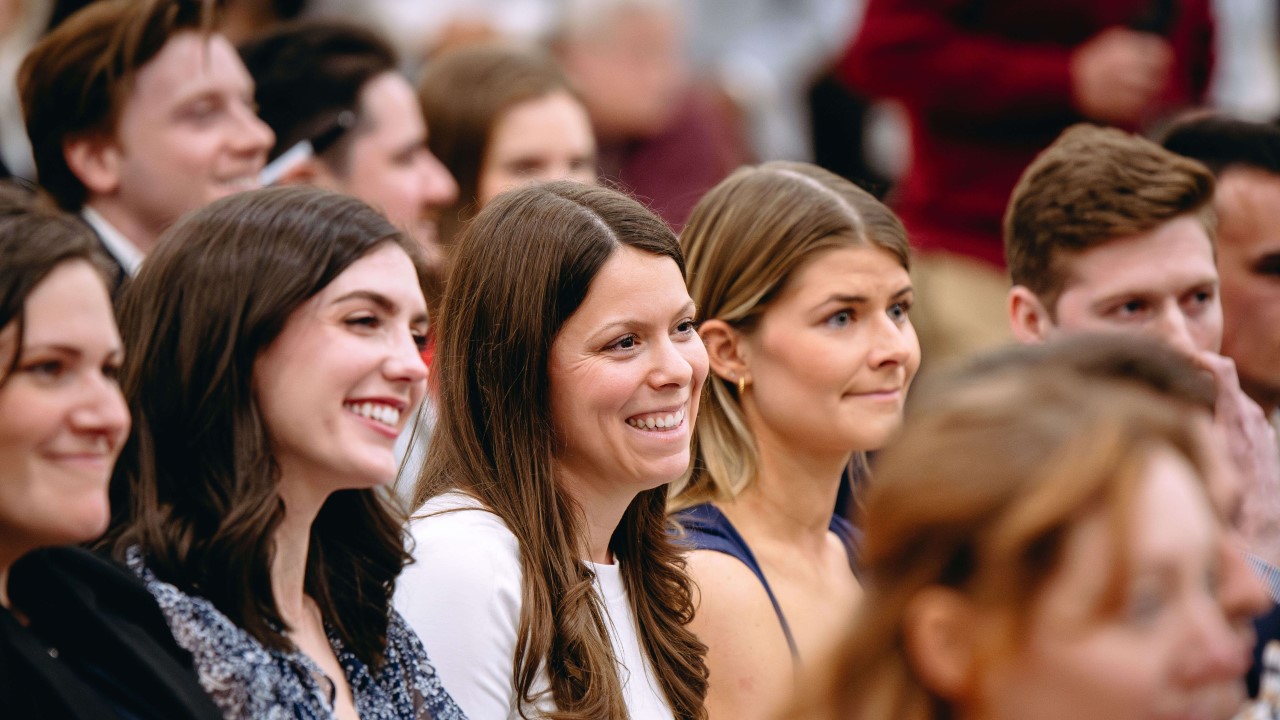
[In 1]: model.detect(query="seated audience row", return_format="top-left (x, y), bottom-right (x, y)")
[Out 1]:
top-left (3, 0), bottom-right (1280, 717)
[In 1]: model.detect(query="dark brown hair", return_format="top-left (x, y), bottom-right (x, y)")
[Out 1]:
top-left (1005, 123), bottom-right (1217, 312)
top-left (418, 44), bottom-right (580, 247)
top-left (0, 183), bottom-right (109, 381)
top-left (106, 185), bottom-right (421, 668)
top-left (238, 19), bottom-right (398, 174)
top-left (416, 181), bottom-right (707, 719)
top-left (19, 0), bottom-right (217, 211)
top-left (671, 161), bottom-right (911, 511)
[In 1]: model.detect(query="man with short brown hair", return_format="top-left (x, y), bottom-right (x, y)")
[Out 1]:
top-left (19, 0), bottom-right (274, 290)
top-left (1004, 122), bottom-right (1280, 567)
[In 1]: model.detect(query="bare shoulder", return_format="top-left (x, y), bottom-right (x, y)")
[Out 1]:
top-left (685, 550), bottom-right (793, 720)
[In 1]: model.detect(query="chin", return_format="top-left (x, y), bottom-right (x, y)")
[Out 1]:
top-left (54, 506), bottom-right (111, 546)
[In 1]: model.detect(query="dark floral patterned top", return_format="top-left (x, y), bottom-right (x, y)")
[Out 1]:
top-left (126, 548), bottom-right (466, 720)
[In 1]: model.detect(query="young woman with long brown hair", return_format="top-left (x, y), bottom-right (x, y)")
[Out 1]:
top-left (106, 186), bottom-right (463, 720)
top-left (395, 181), bottom-right (708, 719)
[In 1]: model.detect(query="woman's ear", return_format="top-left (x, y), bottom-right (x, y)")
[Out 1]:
top-left (902, 587), bottom-right (982, 701)
top-left (698, 319), bottom-right (749, 384)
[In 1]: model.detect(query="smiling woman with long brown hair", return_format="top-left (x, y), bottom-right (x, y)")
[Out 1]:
top-left (395, 181), bottom-right (708, 720)
top-left (105, 186), bottom-right (463, 720)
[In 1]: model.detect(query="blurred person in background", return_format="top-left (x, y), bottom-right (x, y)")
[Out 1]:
top-left (552, 0), bottom-right (744, 228)
top-left (240, 21), bottom-right (458, 274)
top-left (1162, 116), bottom-right (1280, 425)
top-left (684, 0), bottom-right (862, 163)
top-left (18, 0), bottom-right (274, 294)
top-left (839, 0), bottom-right (1213, 367)
top-left (670, 162), bottom-right (918, 719)
top-left (417, 43), bottom-right (595, 255)
top-left (0, 184), bottom-right (221, 720)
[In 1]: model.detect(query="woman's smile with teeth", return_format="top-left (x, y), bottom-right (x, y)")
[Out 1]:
top-left (343, 401), bottom-right (401, 428)
top-left (626, 407), bottom-right (686, 430)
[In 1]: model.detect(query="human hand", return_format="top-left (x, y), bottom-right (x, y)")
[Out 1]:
top-left (1070, 27), bottom-right (1173, 125)
top-left (1199, 351), bottom-right (1280, 561)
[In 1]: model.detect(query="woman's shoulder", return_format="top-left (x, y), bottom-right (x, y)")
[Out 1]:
top-left (123, 548), bottom-right (299, 719)
top-left (672, 502), bottom-right (755, 559)
top-left (408, 490), bottom-right (520, 560)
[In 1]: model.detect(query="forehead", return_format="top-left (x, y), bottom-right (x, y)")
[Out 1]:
top-left (314, 243), bottom-right (426, 313)
top-left (126, 32), bottom-right (251, 108)
top-left (560, 246), bottom-right (687, 333)
top-left (13, 261), bottom-right (118, 348)
top-left (491, 91), bottom-right (592, 148)
top-left (1058, 215), bottom-right (1217, 298)
top-left (775, 244), bottom-right (909, 302)
top-left (1216, 168), bottom-right (1280, 252)
top-left (354, 72), bottom-right (424, 144)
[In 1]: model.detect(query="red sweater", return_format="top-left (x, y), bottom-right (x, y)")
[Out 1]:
top-left (839, 0), bottom-right (1213, 267)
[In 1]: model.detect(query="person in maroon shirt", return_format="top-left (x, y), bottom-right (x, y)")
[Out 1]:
top-left (838, 0), bottom-right (1213, 364)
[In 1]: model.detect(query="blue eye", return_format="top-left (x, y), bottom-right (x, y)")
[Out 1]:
top-left (888, 301), bottom-right (911, 323)
top-left (1115, 299), bottom-right (1148, 318)
top-left (1125, 588), bottom-right (1167, 625)
top-left (827, 309), bottom-right (853, 328)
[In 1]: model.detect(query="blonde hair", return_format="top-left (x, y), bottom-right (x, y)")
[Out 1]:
top-left (669, 161), bottom-right (909, 511)
top-left (785, 355), bottom-right (1215, 719)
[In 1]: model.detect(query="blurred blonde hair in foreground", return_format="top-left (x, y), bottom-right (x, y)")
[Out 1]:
top-left (784, 334), bottom-right (1230, 719)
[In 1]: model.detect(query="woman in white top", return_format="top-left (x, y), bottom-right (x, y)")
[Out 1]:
top-left (395, 181), bottom-right (709, 720)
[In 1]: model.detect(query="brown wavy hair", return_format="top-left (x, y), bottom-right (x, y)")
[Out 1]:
top-left (105, 186), bottom-right (423, 668)
top-left (670, 161), bottom-right (910, 512)
top-left (414, 180), bottom-right (707, 719)
top-left (785, 338), bottom-right (1217, 719)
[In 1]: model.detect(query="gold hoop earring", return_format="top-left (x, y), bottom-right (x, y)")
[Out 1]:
top-left (736, 375), bottom-right (748, 396)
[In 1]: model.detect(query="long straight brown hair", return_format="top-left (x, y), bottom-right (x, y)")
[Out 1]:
top-left (415, 181), bottom-right (707, 719)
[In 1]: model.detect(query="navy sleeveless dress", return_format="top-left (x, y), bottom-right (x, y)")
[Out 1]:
top-left (674, 503), bottom-right (860, 660)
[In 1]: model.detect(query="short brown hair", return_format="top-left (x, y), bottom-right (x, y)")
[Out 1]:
top-left (1004, 124), bottom-right (1216, 310)
top-left (18, 0), bottom-right (216, 211)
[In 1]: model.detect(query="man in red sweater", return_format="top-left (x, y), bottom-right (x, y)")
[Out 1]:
top-left (839, 0), bottom-right (1213, 364)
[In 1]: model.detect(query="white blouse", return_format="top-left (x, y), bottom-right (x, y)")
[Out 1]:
top-left (395, 491), bottom-right (675, 720)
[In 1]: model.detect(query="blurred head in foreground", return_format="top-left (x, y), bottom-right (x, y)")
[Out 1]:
top-left (787, 334), bottom-right (1268, 720)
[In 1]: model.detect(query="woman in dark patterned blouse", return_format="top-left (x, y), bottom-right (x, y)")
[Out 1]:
top-left (104, 186), bottom-right (465, 720)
